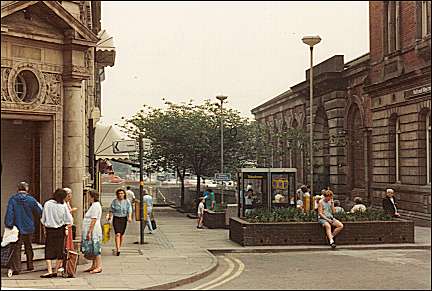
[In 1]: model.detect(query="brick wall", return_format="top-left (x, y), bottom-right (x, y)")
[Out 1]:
top-left (204, 211), bottom-right (227, 229)
top-left (230, 217), bottom-right (414, 246)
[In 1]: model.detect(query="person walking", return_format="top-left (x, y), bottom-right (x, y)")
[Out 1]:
top-left (197, 197), bottom-right (205, 229)
top-left (4, 182), bottom-right (43, 275)
top-left (125, 186), bottom-right (136, 218)
top-left (317, 190), bottom-right (344, 248)
top-left (106, 189), bottom-right (132, 256)
top-left (82, 189), bottom-right (103, 274)
top-left (40, 188), bottom-right (73, 278)
top-left (143, 189), bottom-right (154, 234)
top-left (63, 188), bottom-right (77, 251)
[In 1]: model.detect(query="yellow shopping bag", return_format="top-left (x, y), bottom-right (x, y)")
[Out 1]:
top-left (102, 222), bottom-right (111, 243)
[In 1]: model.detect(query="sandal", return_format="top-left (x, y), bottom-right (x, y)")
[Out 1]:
top-left (90, 268), bottom-right (102, 274)
top-left (84, 268), bottom-right (95, 272)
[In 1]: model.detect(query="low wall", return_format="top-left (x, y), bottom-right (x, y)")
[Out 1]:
top-left (229, 217), bottom-right (415, 246)
top-left (203, 211), bottom-right (227, 229)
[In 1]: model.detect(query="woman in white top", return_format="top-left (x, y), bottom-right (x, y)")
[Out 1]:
top-left (81, 189), bottom-right (103, 274)
top-left (350, 197), bottom-right (367, 213)
top-left (40, 189), bottom-right (73, 278)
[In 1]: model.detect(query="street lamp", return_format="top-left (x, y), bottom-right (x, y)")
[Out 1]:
top-left (216, 95), bottom-right (228, 206)
top-left (302, 35), bottom-right (321, 201)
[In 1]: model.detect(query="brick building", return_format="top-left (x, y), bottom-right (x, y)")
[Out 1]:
top-left (252, 1), bottom-right (431, 224)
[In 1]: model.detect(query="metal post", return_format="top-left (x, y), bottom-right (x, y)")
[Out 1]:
top-left (309, 46), bottom-right (314, 204)
top-left (221, 99), bottom-right (224, 206)
top-left (139, 135), bottom-right (145, 244)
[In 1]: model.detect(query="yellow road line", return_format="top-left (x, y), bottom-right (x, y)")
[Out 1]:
top-left (191, 257), bottom-right (235, 290)
top-left (203, 257), bottom-right (245, 290)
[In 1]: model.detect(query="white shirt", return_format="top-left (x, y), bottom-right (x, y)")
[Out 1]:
top-left (197, 202), bottom-right (205, 215)
top-left (126, 190), bottom-right (135, 202)
top-left (350, 204), bottom-right (367, 213)
top-left (390, 197), bottom-right (398, 212)
top-left (41, 200), bottom-right (73, 228)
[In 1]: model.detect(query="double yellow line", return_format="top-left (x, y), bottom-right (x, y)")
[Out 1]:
top-left (192, 256), bottom-right (245, 290)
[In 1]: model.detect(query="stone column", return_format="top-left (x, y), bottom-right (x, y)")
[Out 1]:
top-left (63, 79), bottom-right (84, 243)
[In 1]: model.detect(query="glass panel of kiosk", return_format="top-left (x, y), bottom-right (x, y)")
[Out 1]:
top-left (240, 172), bottom-right (268, 217)
top-left (271, 172), bottom-right (296, 209)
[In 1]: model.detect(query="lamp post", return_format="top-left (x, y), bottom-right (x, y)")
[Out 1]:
top-left (216, 95), bottom-right (228, 206)
top-left (302, 35), bottom-right (321, 202)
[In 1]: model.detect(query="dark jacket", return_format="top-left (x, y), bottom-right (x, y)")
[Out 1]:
top-left (5, 192), bottom-right (43, 235)
top-left (382, 196), bottom-right (398, 216)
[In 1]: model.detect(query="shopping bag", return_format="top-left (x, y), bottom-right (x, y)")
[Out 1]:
top-left (102, 222), bottom-right (111, 243)
top-left (151, 219), bottom-right (157, 230)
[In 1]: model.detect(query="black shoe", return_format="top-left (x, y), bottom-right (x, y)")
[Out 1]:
top-left (40, 273), bottom-right (57, 278)
top-left (116, 251), bottom-right (120, 256)
top-left (330, 242), bottom-right (336, 249)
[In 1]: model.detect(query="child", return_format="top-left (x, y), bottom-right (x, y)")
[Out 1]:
top-left (197, 197), bottom-right (205, 229)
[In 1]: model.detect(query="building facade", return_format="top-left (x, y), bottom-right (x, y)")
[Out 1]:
top-left (1, 1), bottom-right (115, 241)
top-left (252, 1), bottom-right (431, 224)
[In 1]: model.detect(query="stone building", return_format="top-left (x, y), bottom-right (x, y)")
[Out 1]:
top-left (1, 1), bottom-right (115, 242)
top-left (252, 1), bottom-right (430, 224)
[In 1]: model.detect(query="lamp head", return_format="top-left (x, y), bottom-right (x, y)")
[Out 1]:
top-left (216, 95), bottom-right (228, 102)
top-left (302, 35), bottom-right (322, 47)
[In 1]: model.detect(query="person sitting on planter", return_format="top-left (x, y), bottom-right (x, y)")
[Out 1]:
top-left (334, 200), bottom-right (345, 214)
top-left (350, 197), bottom-right (367, 213)
top-left (382, 188), bottom-right (401, 218)
top-left (317, 190), bottom-right (344, 248)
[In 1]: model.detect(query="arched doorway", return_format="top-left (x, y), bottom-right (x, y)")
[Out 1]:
top-left (314, 107), bottom-right (330, 192)
top-left (349, 105), bottom-right (365, 189)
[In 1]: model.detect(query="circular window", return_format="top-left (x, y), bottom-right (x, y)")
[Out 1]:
top-left (14, 70), bottom-right (39, 102)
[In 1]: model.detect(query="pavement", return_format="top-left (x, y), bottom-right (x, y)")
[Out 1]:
top-left (1, 207), bottom-right (431, 290)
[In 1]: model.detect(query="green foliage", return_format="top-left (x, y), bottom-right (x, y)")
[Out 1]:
top-left (246, 208), bottom-right (394, 223)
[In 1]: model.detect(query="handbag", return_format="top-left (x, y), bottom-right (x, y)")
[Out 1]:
top-left (151, 219), bottom-right (157, 230)
top-left (81, 239), bottom-right (96, 260)
top-left (102, 222), bottom-right (111, 243)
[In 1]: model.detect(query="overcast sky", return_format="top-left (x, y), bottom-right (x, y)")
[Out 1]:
top-left (100, 1), bottom-right (369, 126)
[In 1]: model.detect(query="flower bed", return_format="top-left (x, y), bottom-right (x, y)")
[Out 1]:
top-left (229, 208), bottom-right (414, 246)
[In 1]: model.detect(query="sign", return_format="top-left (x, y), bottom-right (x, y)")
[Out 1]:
top-left (143, 138), bottom-right (152, 151)
top-left (112, 140), bottom-right (137, 153)
top-left (215, 173), bottom-right (231, 181)
top-left (404, 85), bottom-right (431, 100)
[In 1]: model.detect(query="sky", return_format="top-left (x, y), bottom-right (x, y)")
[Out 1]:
top-left (99, 1), bottom-right (369, 127)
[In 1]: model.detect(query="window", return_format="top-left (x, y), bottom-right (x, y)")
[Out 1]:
top-left (14, 74), bottom-right (26, 100)
top-left (427, 113), bottom-right (431, 184)
top-left (388, 114), bottom-right (400, 183)
top-left (421, 1), bottom-right (431, 37)
top-left (384, 1), bottom-right (400, 54)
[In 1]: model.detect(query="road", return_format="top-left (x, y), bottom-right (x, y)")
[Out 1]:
top-left (178, 249), bottom-right (431, 290)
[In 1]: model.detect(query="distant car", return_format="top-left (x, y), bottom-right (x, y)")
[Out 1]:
top-left (223, 180), bottom-right (236, 187)
top-left (204, 180), bottom-right (218, 188)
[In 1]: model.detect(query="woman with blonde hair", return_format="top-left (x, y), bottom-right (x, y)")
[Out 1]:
top-left (106, 188), bottom-right (132, 256)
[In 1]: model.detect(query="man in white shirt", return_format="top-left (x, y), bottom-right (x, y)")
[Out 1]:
top-left (143, 190), bottom-right (154, 233)
top-left (126, 186), bottom-right (136, 219)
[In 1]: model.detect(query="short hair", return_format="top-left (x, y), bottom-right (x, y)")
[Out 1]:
top-left (115, 188), bottom-right (126, 199)
top-left (126, 186), bottom-right (131, 190)
top-left (199, 197), bottom-right (205, 202)
top-left (52, 188), bottom-right (67, 204)
top-left (17, 181), bottom-right (29, 191)
top-left (354, 197), bottom-right (363, 204)
top-left (386, 188), bottom-right (394, 194)
top-left (88, 189), bottom-right (100, 202)
top-left (334, 200), bottom-right (341, 207)
top-left (63, 187), bottom-right (72, 195)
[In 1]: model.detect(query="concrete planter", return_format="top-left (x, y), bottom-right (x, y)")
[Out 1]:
top-left (204, 210), bottom-right (227, 229)
top-left (229, 217), bottom-right (415, 246)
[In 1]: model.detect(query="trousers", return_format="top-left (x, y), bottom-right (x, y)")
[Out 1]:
top-left (12, 233), bottom-right (34, 272)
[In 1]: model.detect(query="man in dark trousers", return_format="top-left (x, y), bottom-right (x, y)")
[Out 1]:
top-left (382, 188), bottom-right (401, 217)
top-left (4, 182), bottom-right (43, 274)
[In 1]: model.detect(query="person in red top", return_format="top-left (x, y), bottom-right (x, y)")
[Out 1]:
top-left (63, 188), bottom-right (77, 250)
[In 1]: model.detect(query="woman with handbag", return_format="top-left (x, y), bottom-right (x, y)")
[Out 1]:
top-left (81, 190), bottom-right (103, 274)
top-left (40, 189), bottom-right (73, 278)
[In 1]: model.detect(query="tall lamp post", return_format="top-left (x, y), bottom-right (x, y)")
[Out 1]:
top-left (216, 95), bottom-right (228, 206)
top-left (302, 35), bottom-right (321, 203)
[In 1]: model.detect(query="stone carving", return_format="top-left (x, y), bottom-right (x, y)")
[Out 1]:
top-left (1, 67), bottom-right (12, 101)
top-left (43, 73), bottom-right (62, 105)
